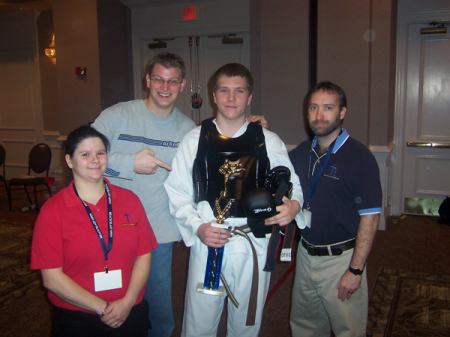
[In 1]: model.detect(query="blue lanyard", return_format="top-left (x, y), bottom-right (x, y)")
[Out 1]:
top-left (73, 181), bottom-right (113, 273)
top-left (306, 139), bottom-right (336, 209)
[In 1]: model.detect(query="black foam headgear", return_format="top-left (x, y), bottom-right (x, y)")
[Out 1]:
top-left (264, 166), bottom-right (293, 200)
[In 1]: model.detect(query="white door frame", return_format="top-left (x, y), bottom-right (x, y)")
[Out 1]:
top-left (392, 9), bottom-right (450, 216)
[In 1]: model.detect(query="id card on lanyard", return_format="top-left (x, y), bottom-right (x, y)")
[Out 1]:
top-left (304, 139), bottom-right (336, 228)
top-left (74, 182), bottom-right (122, 292)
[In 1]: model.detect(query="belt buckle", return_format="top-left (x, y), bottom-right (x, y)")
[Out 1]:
top-left (330, 247), bottom-right (343, 256)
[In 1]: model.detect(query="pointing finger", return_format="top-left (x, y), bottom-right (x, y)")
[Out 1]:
top-left (154, 159), bottom-right (172, 171)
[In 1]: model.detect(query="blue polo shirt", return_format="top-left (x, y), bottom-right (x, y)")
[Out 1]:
top-left (289, 129), bottom-right (382, 245)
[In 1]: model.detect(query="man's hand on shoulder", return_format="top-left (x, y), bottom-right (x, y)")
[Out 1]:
top-left (247, 115), bottom-right (269, 130)
top-left (264, 197), bottom-right (300, 227)
top-left (197, 222), bottom-right (230, 248)
top-left (133, 148), bottom-right (172, 174)
top-left (337, 269), bottom-right (362, 302)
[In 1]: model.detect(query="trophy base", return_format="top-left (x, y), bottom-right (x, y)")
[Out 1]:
top-left (196, 282), bottom-right (225, 296)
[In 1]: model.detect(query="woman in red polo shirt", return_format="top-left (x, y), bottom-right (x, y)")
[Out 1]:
top-left (31, 125), bottom-right (158, 337)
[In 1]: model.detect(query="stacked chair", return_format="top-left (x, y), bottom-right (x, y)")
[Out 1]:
top-left (0, 144), bottom-right (10, 208)
top-left (8, 143), bottom-right (52, 213)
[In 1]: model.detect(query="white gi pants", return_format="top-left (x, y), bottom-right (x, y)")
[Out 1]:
top-left (182, 234), bottom-right (271, 337)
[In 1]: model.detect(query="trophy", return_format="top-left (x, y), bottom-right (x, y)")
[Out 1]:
top-left (197, 159), bottom-right (245, 296)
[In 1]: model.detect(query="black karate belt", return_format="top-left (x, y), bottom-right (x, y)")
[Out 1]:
top-left (264, 221), bottom-right (296, 272)
top-left (301, 238), bottom-right (356, 256)
top-left (263, 178), bottom-right (296, 272)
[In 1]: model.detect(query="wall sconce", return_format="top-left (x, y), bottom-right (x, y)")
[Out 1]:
top-left (45, 33), bottom-right (56, 64)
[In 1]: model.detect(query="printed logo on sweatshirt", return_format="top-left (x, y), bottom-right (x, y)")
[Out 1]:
top-left (118, 134), bottom-right (180, 148)
top-left (105, 168), bottom-right (120, 177)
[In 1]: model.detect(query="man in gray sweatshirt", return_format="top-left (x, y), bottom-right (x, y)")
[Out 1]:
top-left (92, 52), bottom-right (195, 337)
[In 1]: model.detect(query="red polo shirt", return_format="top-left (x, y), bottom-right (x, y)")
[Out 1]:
top-left (31, 179), bottom-right (158, 313)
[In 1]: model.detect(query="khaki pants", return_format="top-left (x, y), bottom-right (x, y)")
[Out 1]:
top-left (290, 244), bottom-right (368, 337)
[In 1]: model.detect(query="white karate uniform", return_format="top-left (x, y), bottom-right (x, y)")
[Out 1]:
top-left (165, 120), bottom-right (304, 337)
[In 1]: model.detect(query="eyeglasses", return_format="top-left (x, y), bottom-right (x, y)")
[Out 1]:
top-left (150, 77), bottom-right (183, 86)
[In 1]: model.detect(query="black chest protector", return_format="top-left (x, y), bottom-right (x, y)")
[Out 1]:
top-left (193, 118), bottom-right (270, 218)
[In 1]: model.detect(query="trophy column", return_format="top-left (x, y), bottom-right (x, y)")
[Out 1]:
top-left (196, 159), bottom-right (244, 296)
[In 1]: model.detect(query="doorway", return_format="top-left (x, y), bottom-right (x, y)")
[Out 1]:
top-left (394, 11), bottom-right (450, 216)
top-left (138, 34), bottom-right (250, 125)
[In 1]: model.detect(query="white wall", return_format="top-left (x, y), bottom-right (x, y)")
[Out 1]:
top-left (0, 10), bottom-right (47, 178)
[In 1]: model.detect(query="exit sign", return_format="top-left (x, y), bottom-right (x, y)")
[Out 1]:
top-left (182, 6), bottom-right (200, 21)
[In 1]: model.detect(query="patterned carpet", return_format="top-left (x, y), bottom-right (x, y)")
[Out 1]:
top-left (0, 218), bottom-right (52, 337)
top-left (0, 219), bottom-right (39, 306)
top-left (2, 212), bottom-right (448, 336)
top-left (368, 267), bottom-right (450, 337)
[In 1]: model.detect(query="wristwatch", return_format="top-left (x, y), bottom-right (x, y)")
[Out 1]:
top-left (348, 266), bottom-right (364, 276)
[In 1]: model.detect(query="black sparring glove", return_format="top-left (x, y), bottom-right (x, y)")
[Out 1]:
top-left (245, 166), bottom-right (293, 238)
top-left (244, 188), bottom-right (277, 238)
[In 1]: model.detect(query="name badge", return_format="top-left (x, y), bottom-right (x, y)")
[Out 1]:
top-left (303, 209), bottom-right (312, 228)
top-left (94, 269), bottom-right (122, 292)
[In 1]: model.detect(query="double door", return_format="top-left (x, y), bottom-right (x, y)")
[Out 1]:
top-left (140, 34), bottom-right (250, 125)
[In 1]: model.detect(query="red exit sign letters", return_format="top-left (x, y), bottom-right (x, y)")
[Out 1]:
top-left (182, 6), bottom-right (200, 21)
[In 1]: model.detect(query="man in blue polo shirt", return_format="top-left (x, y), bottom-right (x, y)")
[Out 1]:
top-left (288, 81), bottom-right (382, 337)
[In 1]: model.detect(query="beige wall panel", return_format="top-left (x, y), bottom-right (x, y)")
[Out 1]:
top-left (0, 49), bottom-right (36, 130)
top-left (369, 0), bottom-right (396, 145)
top-left (0, 10), bottom-right (45, 178)
top-left (317, 0), bottom-right (370, 144)
top-left (52, 0), bottom-right (102, 135)
top-left (259, 0), bottom-right (310, 146)
top-left (0, 10), bottom-right (37, 49)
